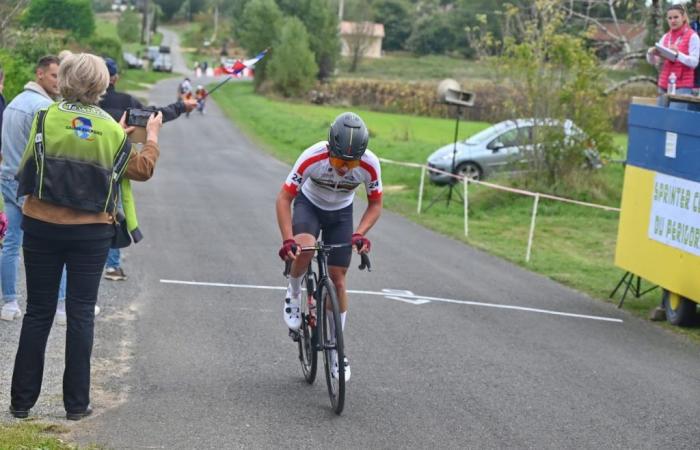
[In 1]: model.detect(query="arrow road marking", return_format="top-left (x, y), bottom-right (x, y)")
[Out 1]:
top-left (160, 279), bottom-right (623, 323)
top-left (381, 289), bottom-right (431, 305)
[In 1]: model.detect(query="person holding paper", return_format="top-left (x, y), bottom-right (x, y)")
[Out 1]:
top-left (647, 4), bottom-right (699, 109)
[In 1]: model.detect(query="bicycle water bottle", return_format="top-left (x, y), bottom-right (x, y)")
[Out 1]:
top-left (669, 72), bottom-right (677, 95)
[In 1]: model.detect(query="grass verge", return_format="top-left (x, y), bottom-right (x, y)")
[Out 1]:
top-left (211, 82), bottom-right (699, 337)
top-left (0, 421), bottom-right (93, 449)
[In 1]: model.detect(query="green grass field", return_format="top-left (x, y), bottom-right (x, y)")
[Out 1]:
top-left (339, 52), bottom-right (639, 84)
top-left (210, 82), bottom-right (685, 330)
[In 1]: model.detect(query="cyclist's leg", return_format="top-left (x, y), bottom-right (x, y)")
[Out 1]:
top-left (322, 201), bottom-right (353, 315)
top-left (320, 202), bottom-right (353, 381)
top-left (290, 193), bottom-right (321, 277)
top-left (285, 194), bottom-right (320, 329)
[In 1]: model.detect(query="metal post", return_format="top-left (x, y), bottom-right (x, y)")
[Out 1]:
top-left (417, 165), bottom-right (426, 214)
top-left (463, 177), bottom-right (469, 237)
top-left (446, 106), bottom-right (462, 205)
top-left (526, 193), bottom-right (540, 263)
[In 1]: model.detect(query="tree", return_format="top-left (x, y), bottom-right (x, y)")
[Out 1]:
top-left (236, 0), bottom-right (283, 88)
top-left (22, 0), bottom-right (95, 38)
top-left (0, 0), bottom-right (30, 46)
top-left (406, 12), bottom-right (456, 55)
top-left (373, 0), bottom-right (412, 51)
top-left (268, 17), bottom-right (318, 96)
top-left (154, 0), bottom-right (185, 21)
top-left (496, 0), bottom-right (614, 186)
top-left (298, 0), bottom-right (341, 80)
top-left (118, 10), bottom-right (142, 43)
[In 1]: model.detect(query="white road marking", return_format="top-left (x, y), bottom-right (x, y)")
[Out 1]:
top-left (159, 279), bottom-right (623, 323)
top-left (382, 289), bottom-right (431, 305)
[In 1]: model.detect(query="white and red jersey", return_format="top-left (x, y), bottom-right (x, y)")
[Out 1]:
top-left (283, 141), bottom-right (383, 211)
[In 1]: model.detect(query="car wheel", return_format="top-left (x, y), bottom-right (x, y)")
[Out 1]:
top-left (456, 162), bottom-right (482, 181)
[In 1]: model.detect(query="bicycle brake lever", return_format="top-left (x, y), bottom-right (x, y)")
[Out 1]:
top-left (283, 244), bottom-right (298, 277)
top-left (358, 253), bottom-right (371, 272)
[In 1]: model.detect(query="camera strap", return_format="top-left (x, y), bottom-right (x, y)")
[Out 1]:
top-left (33, 110), bottom-right (47, 169)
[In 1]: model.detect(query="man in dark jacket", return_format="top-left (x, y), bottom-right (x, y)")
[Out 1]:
top-left (100, 57), bottom-right (196, 123)
top-left (99, 57), bottom-right (196, 281)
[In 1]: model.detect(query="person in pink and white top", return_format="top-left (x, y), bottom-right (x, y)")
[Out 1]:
top-left (275, 112), bottom-right (382, 382)
top-left (647, 3), bottom-right (700, 109)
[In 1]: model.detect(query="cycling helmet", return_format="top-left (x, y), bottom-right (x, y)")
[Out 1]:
top-left (328, 112), bottom-right (369, 160)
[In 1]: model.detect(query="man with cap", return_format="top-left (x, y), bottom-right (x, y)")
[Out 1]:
top-left (99, 57), bottom-right (196, 281)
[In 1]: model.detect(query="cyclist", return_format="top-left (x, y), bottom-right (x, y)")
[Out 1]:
top-left (276, 112), bottom-right (383, 382)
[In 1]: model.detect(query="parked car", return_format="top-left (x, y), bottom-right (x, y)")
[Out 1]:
top-left (426, 118), bottom-right (602, 184)
top-left (159, 45), bottom-right (171, 54)
top-left (152, 53), bottom-right (173, 72)
top-left (122, 52), bottom-right (143, 69)
top-left (145, 46), bottom-right (160, 61)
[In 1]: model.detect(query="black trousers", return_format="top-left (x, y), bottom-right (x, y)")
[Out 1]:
top-left (11, 233), bottom-right (111, 413)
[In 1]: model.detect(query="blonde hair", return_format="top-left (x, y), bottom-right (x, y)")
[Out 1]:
top-left (58, 53), bottom-right (109, 105)
top-left (58, 49), bottom-right (74, 63)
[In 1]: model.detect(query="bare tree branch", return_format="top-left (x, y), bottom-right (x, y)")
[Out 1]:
top-left (0, 0), bottom-right (29, 41)
top-left (604, 75), bottom-right (657, 94)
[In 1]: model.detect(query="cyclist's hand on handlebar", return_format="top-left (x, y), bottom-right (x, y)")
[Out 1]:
top-left (351, 233), bottom-right (371, 254)
top-left (278, 239), bottom-right (299, 261)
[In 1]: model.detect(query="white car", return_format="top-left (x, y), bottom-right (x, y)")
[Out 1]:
top-left (426, 118), bottom-right (602, 183)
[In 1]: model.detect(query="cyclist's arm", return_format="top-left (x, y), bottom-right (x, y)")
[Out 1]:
top-left (275, 188), bottom-right (295, 241)
top-left (355, 197), bottom-right (382, 236)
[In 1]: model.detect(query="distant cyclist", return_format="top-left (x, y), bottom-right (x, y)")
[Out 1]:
top-left (195, 85), bottom-right (207, 114)
top-left (276, 112), bottom-right (383, 381)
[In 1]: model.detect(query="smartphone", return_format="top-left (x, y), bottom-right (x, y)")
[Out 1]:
top-left (125, 108), bottom-right (155, 127)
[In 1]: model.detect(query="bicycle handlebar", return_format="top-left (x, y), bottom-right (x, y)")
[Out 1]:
top-left (282, 242), bottom-right (372, 276)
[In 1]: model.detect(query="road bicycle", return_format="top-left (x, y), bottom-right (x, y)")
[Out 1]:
top-left (284, 241), bottom-right (370, 415)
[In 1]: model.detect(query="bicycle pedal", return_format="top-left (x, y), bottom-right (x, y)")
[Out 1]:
top-left (288, 329), bottom-right (300, 342)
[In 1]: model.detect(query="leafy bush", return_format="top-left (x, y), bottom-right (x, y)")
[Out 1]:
top-left (86, 36), bottom-right (124, 69)
top-left (23, 0), bottom-right (95, 38)
top-left (0, 49), bottom-right (35, 102)
top-left (117, 10), bottom-right (141, 44)
top-left (268, 17), bottom-right (318, 97)
top-left (495, 0), bottom-right (614, 186)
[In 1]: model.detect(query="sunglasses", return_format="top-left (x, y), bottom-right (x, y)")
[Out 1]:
top-left (329, 156), bottom-right (360, 169)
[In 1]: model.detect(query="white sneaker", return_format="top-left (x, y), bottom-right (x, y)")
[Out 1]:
top-left (56, 302), bottom-right (67, 325)
top-left (283, 288), bottom-right (301, 330)
top-left (55, 304), bottom-right (100, 326)
top-left (1, 301), bottom-right (22, 321)
top-left (331, 351), bottom-right (351, 382)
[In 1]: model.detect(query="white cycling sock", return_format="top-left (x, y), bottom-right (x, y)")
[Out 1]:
top-left (340, 311), bottom-right (347, 331)
top-left (288, 275), bottom-right (303, 299)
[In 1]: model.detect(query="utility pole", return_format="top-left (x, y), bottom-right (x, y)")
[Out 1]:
top-left (141, 0), bottom-right (150, 45)
top-left (338, 0), bottom-right (344, 21)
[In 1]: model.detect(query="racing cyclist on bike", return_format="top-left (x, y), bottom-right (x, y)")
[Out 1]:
top-left (276, 112), bottom-right (382, 382)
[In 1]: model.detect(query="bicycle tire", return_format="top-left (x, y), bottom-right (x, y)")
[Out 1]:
top-left (298, 280), bottom-right (317, 383)
top-left (320, 278), bottom-right (345, 414)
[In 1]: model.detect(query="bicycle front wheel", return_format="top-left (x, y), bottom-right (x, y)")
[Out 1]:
top-left (298, 285), bottom-right (317, 384)
top-left (320, 278), bottom-right (345, 415)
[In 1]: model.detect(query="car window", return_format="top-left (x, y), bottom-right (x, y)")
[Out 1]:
top-left (490, 126), bottom-right (532, 148)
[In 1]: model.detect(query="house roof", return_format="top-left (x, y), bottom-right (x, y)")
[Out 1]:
top-left (340, 21), bottom-right (385, 38)
top-left (590, 21), bottom-right (646, 42)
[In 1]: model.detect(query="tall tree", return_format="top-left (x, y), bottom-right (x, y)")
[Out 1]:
top-left (236, 0), bottom-right (283, 87)
top-left (268, 16), bottom-right (318, 96)
top-left (373, 0), bottom-right (412, 51)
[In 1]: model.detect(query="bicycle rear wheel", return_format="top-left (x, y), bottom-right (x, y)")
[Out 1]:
top-left (298, 283), bottom-right (317, 384)
top-left (320, 278), bottom-right (345, 414)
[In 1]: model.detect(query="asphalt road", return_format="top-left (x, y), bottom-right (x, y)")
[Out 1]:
top-left (59, 75), bottom-right (700, 449)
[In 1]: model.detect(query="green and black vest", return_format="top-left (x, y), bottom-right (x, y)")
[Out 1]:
top-left (17, 101), bottom-right (142, 241)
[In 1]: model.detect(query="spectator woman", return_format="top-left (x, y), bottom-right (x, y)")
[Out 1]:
top-left (8, 53), bottom-right (163, 421)
top-left (647, 4), bottom-right (700, 109)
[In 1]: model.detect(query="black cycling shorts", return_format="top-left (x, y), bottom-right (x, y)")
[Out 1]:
top-left (292, 192), bottom-right (353, 268)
